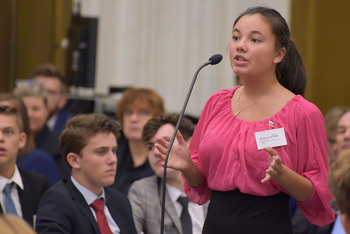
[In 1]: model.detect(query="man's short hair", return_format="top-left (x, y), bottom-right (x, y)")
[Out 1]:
top-left (31, 63), bottom-right (66, 92)
top-left (59, 113), bottom-right (120, 170)
top-left (142, 114), bottom-right (195, 143)
top-left (329, 150), bottom-right (350, 217)
top-left (0, 105), bottom-right (24, 133)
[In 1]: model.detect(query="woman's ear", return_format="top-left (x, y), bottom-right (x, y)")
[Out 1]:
top-left (274, 47), bottom-right (286, 64)
top-left (67, 153), bottom-right (81, 170)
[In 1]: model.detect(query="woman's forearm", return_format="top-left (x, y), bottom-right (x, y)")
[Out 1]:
top-left (274, 165), bottom-right (313, 202)
top-left (181, 160), bottom-right (204, 187)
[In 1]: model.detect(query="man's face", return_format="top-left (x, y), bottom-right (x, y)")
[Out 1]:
top-left (0, 115), bottom-right (26, 177)
top-left (335, 111), bottom-right (350, 159)
top-left (22, 96), bottom-right (49, 135)
top-left (72, 132), bottom-right (118, 194)
top-left (146, 124), bottom-right (180, 179)
top-left (34, 76), bottom-right (65, 116)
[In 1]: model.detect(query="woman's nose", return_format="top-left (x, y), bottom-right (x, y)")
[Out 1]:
top-left (236, 39), bottom-right (247, 52)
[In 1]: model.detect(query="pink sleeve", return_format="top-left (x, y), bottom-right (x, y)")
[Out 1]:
top-left (294, 105), bottom-right (335, 226)
top-left (182, 93), bottom-right (219, 205)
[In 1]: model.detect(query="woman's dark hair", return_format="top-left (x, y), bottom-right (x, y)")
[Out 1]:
top-left (234, 6), bottom-right (307, 96)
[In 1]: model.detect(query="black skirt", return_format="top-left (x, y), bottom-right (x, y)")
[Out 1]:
top-left (202, 189), bottom-right (293, 234)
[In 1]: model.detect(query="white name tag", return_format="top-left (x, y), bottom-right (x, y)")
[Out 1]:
top-left (254, 128), bottom-right (287, 150)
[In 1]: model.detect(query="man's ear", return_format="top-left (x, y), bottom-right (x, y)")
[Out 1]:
top-left (274, 47), bottom-right (286, 64)
top-left (67, 152), bottom-right (81, 169)
top-left (18, 132), bottom-right (27, 150)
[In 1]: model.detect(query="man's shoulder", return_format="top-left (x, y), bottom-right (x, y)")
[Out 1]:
top-left (19, 168), bottom-right (50, 187)
top-left (105, 186), bottom-right (130, 201)
top-left (37, 180), bottom-right (79, 215)
top-left (128, 175), bottom-right (159, 196)
top-left (57, 111), bottom-right (75, 122)
top-left (132, 175), bottom-right (158, 187)
top-left (19, 167), bottom-right (47, 179)
top-left (40, 180), bottom-right (76, 205)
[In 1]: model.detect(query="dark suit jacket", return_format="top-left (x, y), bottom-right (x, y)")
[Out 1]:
top-left (53, 111), bottom-right (74, 135)
top-left (35, 178), bottom-right (137, 234)
top-left (0, 168), bottom-right (50, 227)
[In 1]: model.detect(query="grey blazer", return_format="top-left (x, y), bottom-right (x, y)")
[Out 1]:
top-left (128, 175), bottom-right (208, 234)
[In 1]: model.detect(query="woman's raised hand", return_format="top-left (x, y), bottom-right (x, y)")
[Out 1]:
top-left (155, 130), bottom-right (192, 172)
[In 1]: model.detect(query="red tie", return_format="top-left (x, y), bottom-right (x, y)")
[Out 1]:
top-left (90, 199), bottom-right (113, 234)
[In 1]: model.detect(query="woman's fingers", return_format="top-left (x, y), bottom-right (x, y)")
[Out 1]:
top-left (263, 146), bottom-right (278, 156)
top-left (261, 173), bottom-right (271, 183)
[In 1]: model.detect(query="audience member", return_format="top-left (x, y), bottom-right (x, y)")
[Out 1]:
top-left (128, 114), bottom-right (206, 234)
top-left (325, 106), bottom-right (350, 164)
top-left (155, 6), bottom-right (334, 234)
top-left (0, 105), bottom-right (49, 227)
top-left (13, 81), bottom-right (69, 180)
top-left (31, 63), bottom-right (74, 134)
top-left (110, 87), bottom-right (165, 195)
top-left (329, 150), bottom-right (350, 234)
top-left (330, 108), bottom-right (350, 234)
top-left (0, 93), bottom-right (59, 186)
top-left (35, 113), bottom-right (137, 234)
top-left (0, 214), bottom-right (36, 234)
top-left (291, 106), bottom-right (350, 234)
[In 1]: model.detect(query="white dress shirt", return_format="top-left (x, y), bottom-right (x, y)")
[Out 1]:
top-left (71, 176), bottom-right (120, 234)
top-left (0, 166), bottom-right (24, 217)
top-left (166, 184), bottom-right (205, 234)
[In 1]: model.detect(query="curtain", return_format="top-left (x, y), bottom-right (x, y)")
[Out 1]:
top-left (78, 0), bottom-right (290, 117)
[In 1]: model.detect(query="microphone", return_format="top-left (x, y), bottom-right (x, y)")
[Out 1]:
top-left (160, 54), bottom-right (222, 234)
top-left (209, 54), bottom-right (223, 65)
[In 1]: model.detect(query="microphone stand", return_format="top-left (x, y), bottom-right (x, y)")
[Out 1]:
top-left (160, 54), bottom-right (222, 234)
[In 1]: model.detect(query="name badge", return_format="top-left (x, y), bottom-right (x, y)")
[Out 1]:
top-left (254, 128), bottom-right (287, 150)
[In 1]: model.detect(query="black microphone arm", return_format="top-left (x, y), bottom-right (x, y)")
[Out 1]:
top-left (160, 54), bottom-right (222, 234)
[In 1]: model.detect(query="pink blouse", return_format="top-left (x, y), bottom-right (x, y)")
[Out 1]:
top-left (184, 86), bottom-right (334, 226)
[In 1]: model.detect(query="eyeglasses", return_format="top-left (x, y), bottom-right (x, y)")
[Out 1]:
top-left (123, 110), bottom-right (151, 117)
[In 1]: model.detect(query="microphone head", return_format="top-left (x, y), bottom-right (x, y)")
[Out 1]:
top-left (209, 54), bottom-right (223, 65)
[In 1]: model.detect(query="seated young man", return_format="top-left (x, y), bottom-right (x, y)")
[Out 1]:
top-left (35, 113), bottom-right (137, 234)
top-left (0, 93), bottom-right (60, 186)
top-left (0, 105), bottom-right (49, 227)
top-left (128, 114), bottom-right (207, 234)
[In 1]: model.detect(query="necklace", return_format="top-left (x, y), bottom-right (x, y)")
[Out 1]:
top-left (234, 82), bottom-right (278, 117)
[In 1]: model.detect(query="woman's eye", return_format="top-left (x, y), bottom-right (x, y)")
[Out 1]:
top-left (232, 36), bottom-right (239, 41)
top-left (251, 38), bottom-right (260, 42)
